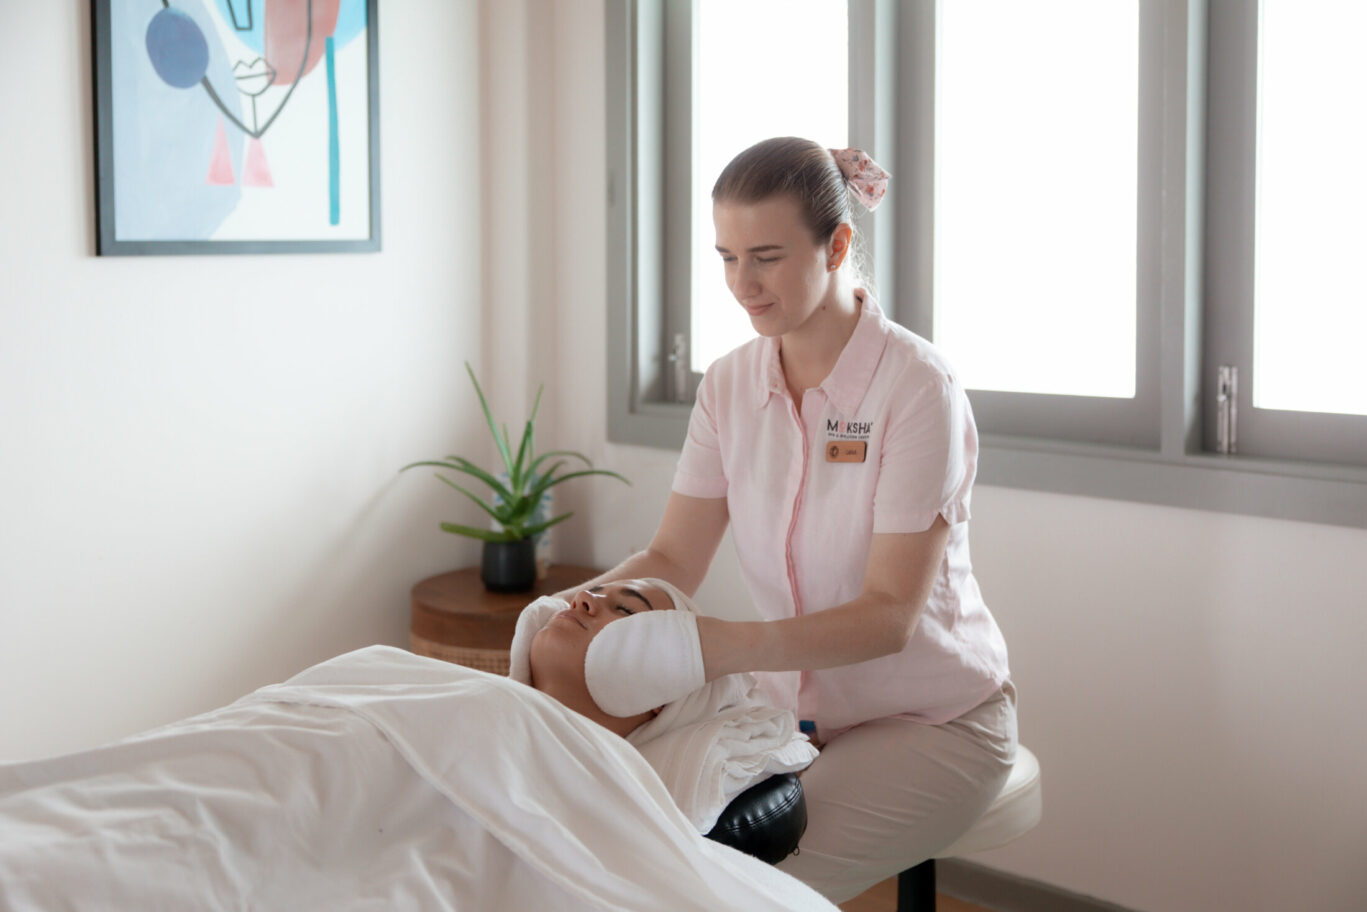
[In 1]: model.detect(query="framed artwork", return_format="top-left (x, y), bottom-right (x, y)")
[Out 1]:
top-left (92, 0), bottom-right (381, 255)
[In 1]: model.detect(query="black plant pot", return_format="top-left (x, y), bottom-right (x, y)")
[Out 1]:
top-left (481, 538), bottom-right (537, 592)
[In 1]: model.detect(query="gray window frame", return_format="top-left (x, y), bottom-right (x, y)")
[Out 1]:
top-left (912, 0), bottom-right (1162, 449)
top-left (1202, 0), bottom-right (1367, 466)
top-left (605, 0), bottom-right (1367, 530)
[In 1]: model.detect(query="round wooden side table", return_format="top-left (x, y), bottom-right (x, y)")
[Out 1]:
top-left (409, 564), bottom-right (601, 675)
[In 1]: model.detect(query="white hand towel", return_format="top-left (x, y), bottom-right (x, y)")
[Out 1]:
top-left (507, 595), bottom-right (568, 686)
top-left (586, 609), bottom-right (705, 717)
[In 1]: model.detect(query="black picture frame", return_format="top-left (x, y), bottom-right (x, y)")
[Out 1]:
top-left (91, 0), bottom-right (381, 255)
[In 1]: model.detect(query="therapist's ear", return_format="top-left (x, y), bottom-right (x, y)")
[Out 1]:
top-left (827, 224), bottom-right (852, 271)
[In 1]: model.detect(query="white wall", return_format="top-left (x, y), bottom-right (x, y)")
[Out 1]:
top-left (0, 1), bottom-right (487, 762)
top-left (491, 3), bottom-right (1367, 911)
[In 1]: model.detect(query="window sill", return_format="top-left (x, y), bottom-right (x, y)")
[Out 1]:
top-left (979, 435), bottom-right (1367, 529)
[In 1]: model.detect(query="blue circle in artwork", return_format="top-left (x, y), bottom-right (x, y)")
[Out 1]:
top-left (145, 8), bottom-right (210, 89)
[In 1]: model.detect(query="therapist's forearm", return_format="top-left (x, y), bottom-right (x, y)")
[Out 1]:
top-left (552, 492), bottom-right (729, 601)
top-left (696, 592), bottom-right (922, 681)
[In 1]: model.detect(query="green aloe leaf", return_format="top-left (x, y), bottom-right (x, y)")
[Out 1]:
top-left (527, 449), bottom-right (593, 476)
top-left (434, 475), bottom-right (515, 524)
top-left (497, 497), bottom-right (536, 529)
top-left (510, 420), bottom-right (534, 493)
top-left (528, 385), bottom-right (544, 426)
top-left (530, 468), bottom-right (631, 501)
top-left (399, 459), bottom-right (463, 474)
top-left (403, 460), bottom-right (515, 508)
top-left (529, 460), bottom-right (566, 495)
top-left (445, 457), bottom-right (515, 503)
top-left (466, 362), bottom-right (514, 475)
top-left (439, 522), bottom-right (521, 542)
top-left (521, 511), bottom-right (575, 538)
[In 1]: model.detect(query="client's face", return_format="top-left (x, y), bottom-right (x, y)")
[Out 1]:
top-left (529, 580), bottom-right (674, 736)
top-left (548, 581), bottom-right (670, 636)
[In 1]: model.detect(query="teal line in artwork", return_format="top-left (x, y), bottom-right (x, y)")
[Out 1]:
top-left (326, 36), bottom-right (340, 226)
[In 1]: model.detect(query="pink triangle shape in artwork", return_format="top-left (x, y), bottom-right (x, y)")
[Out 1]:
top-left (243, 138), bottom-right (274, 188)
top-left (206, 117), bottom-right (236, 185)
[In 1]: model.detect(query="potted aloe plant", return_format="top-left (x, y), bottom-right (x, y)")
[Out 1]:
top-left (401, 363), bottom-right (629, 592)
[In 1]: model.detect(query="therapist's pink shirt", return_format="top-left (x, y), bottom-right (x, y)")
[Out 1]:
top-left (674, 292), bottom-right (1009, 731)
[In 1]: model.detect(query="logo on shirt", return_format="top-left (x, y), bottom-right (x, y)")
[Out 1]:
top-left (825, 417), bottom-right (873, 463)
top-left (825, 418), bottom-right (873, 440)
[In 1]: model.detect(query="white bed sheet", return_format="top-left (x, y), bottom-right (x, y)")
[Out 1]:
top-left (0, 646), bottom-right (835, 911)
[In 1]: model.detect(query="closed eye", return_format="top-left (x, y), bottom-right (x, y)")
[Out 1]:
top-left (614, 603), bottom-right (635, 616)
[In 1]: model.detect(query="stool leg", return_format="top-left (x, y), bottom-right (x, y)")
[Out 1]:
top-left (896, 859), bottom-right (936, 912)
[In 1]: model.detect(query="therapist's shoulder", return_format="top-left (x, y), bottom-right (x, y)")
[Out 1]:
top-left (873, 325), bottom-right (975, 443)
top-left (877, 314), bottom-right (964, 396)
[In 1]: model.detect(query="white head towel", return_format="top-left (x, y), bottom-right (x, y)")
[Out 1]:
top-left (508, 595), bottom-right (567, 687)
top-left (507, 580), bottom-right (816, 832)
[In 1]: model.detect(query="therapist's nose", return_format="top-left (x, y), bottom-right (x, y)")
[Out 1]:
top-left (730, 261), bottom-right (760, 300)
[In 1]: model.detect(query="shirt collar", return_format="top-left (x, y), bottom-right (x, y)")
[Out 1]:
top-left (753, 290), bottom-right (890, 415)
top-left (757, 337), bottom-right (787, 408)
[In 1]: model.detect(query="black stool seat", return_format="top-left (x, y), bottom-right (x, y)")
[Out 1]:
top-left (703, 773), bottom-right (806, 865)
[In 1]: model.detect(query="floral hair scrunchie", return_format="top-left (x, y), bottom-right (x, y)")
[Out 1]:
top-left (828, 147), bottom-right (890, 211)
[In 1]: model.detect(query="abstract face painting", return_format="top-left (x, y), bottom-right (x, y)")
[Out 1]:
top-left (94, 0), bottom-right (380, 254)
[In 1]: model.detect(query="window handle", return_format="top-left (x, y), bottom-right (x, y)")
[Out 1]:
top-left (1217, 365), bottom-right (1238, 455)
top-left (667, 332), bottom-right (688, 403)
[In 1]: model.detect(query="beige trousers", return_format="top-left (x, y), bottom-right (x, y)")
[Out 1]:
top-left (776, 681), bottom-right (1019, 903)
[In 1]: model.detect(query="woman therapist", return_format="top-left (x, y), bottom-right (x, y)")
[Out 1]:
top-left (560, 137), bottom-right (1015, 903)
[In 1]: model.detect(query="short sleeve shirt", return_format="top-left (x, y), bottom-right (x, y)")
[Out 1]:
top-left (673, 292), bottom-right (1009, 730)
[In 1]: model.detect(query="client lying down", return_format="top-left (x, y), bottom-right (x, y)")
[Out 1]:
top-left (0, 583), bottom-right (830, 912)
top-left (509, 578), bottom-right (817, 831)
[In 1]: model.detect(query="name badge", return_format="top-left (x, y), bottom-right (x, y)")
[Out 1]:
top-left (825, 440), bottom-right (867, 463)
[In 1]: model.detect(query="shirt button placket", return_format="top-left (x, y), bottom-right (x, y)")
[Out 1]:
top-left (786, 392), bottom-right (822, 725)
top-left (783, 396), bottom-right (807, 619)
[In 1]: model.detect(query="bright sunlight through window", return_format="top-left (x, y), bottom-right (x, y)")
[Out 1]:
top-left (691, 0), bottom-right (848, 373)
top-left (1253, 0), bottom-right (1367, 417)
top-left (934, 0), bottom-right (1138, 398)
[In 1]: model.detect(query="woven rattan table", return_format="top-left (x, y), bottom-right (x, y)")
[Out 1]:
top-left (409, 565), bottom-right (601, 675)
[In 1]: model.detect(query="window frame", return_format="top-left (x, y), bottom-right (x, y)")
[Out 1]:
top-left (927, 0), bottom-right (1159, 448)
top-left (1202, 0), bottom-right (1367, 466)
top-left (605, 0), bottom-right (1367, 530)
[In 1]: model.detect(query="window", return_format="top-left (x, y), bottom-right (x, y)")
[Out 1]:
top-left (928, 0), bottom-right (1154, 448)
top-left (607, 0), bottom-right (889, 426)
top-left (935, 0), bottom-right (1138, 401)
top-left (1203, 0), bottom-right (1367, 467)
top-left (1252, 1), bottom-right (1367, 419)
top-left (606, 0), bottom-right (1367, 529)
top-left (690, 0), bottom-right (849, 373)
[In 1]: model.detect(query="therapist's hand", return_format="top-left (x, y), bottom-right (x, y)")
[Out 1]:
top-left (584, 610), bottom-right (705, 717)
